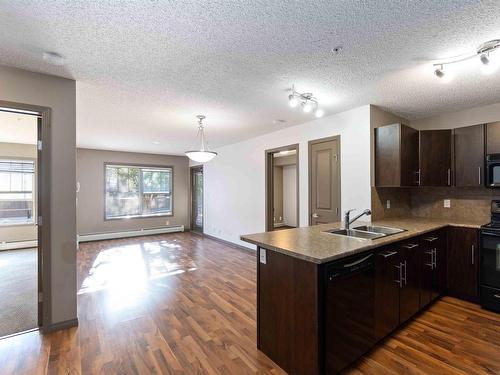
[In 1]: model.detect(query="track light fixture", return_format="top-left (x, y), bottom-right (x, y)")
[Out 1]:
top-left (287, 85), bottom-right (324, 118)
top-left (433, 39), bottom-right (500, 80)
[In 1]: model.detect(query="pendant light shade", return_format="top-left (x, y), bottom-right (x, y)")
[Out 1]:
top-left (185, 115), bottom-right (218, 163)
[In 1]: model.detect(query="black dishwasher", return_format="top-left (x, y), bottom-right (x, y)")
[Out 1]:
top-left (325, 252), bottom-right (376, 374)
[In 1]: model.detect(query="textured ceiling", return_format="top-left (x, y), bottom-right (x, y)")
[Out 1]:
top-left (1, 1), bottom-right (500, 155)
top-left (0, 111), bottom-right (37, 145)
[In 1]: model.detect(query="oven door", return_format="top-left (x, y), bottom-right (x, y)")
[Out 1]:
top-left (480, 231), bottom-right (500, 288)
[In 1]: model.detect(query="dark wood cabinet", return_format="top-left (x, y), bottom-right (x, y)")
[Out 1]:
top-left (447, 227), bottom-right (479, 302)
top-left (486, 121), bottom-right (500, 154)
top-left (374, 123), bottom-right (419, 187)
top-left (454, 124), bottom-right (485, 186)
top-left (398, 241), bottom-right (421, 323)
top-left (374, 247), bottom-right (401, 341)
top-left (419, 130), bottom-right (453, 186)
top-left (419, 230), bottom-right (447, 308)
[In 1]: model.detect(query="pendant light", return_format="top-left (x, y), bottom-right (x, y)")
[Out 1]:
top-left (185, 115), bottom-right (217, 163)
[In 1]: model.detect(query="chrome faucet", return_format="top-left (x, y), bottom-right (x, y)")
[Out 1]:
top-left (344, 209), bottom-right (372, 230)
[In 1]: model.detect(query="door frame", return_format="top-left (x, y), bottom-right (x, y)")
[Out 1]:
top-left (308, 135), bottom-right (341, 226)
top-left (0, 100), bottom-right (51, 332)
top-left (190, 165), bottom-right (204, 234)
top-left (265, 144), bottom-right (300, 232)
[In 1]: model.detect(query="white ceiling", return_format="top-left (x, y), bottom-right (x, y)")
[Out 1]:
top-left (1, 1), bottom-right (500, 155)
top-left (0, 111), bottom-right (37, 145)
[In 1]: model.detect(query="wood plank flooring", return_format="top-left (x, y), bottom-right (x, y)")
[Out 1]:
top-left (0, 232), bottom-right (499, 374)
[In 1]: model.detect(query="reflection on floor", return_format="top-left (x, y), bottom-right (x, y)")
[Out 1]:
top-left (0, 233), bottom-right (499, 374)
top-left (0, 248), bottom-right (37, 337)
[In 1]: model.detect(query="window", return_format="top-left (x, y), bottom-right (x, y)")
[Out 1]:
top-left (0, 159), bottom-right (35, 225)
top-left (105, 164), bottom-right (173, 219)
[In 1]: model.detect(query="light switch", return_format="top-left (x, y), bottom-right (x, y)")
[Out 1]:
top-left (386, 200), bottom-right (391, 209)
top-left (260, 248), bottom-right (267, 264)
top-left (444, 199), bottom-right (451, 208)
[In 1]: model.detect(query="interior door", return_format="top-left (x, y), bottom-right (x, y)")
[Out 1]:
top-left (310, 138), bottom-right (340, 225)
top-left (37, 115), bottom-right (42, 327)
top-left (190, 166), bottom-right (203, 233)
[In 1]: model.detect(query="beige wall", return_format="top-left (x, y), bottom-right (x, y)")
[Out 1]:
top-left (0, 65), bottom-right (77, 326)
top-left (77, 148), bottom-right (190, 234)
top-left (0, 142), bottom-right (37, 242)
top-left (411, 101), bottom-right (500, 130)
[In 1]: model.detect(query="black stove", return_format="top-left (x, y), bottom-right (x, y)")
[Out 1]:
top-left (479, 200), bottom-right (500, 313)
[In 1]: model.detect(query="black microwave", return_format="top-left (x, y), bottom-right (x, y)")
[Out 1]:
top-left (486, 154), bottom-right (500, 188)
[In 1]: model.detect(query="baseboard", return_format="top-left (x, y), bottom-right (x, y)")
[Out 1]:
top-left (0, 240), bottom-right (38, 251)
top-left (43, 317), bottom-right (79, 333)
top-left (202, 233), bottom-right (256, 253)
top-left (77, 225), bottom-right (185, 243)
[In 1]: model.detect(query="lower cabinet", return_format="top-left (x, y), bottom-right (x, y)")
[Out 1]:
top-left (420, 229), bottom-right (447, 308)
top-left (447, 226), bottom-right (480, 302)
top-left (399, 240), bottom-right (422, 323)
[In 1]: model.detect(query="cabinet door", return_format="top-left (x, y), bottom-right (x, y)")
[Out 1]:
top-left (434, 231), bottom-right (448, 298)
top-left (486, 122), bottom-right (500, 154)
top-left (400, 125), bottom-right (420, 186)
top-left (419, 239), bottom-right (433, 308)
top-left (454, 125), bottom-right (485, 187)
top-left (374, 248), bottom-right (401, 341)
top-left (447, 227), bottom-right (479, 302)
top-left (419, 130), bottom-right (452, 186)
top-left (399, 241), bottom-right (421, 323)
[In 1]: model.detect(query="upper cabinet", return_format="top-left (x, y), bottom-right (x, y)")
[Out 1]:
top-left (419, 130), bottom-right (453, 186)
top-left (375, 123), bottom-right (419, 187)
top-left (454, 124), bottom-right (485, 187)
top-left (486, 122), bottom-right (500, 154)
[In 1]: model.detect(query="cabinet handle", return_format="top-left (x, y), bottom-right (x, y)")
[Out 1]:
top-left (494, 294), bottom-right (500, 299)
top-left (424, 237), bottom-right (438, 242)
top-left (380, 251), bottom-right (398, 258)
top-left (433, 248), bottom-right (437, 269)
top-left (395, 264), bottom-right (403, 288)
top-left (404, 260), bottom-right (407, 286)
top-left (402, 243), bottom-right (419, 249)
top-left (478, 166), bottom-right (482, 185)
top-left (416, 170), bottom-right (421, 186)
top-left (447, 168), bottom-right (451, 186)
top-left (471, 245), bottom-right (475, 265)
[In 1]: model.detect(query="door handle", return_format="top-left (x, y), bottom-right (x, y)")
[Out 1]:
top-left (343, 253), bottom-right (373, 268)
top-left (415, 170), bottom-right (421, 185)
top-left (478, 166), bottom-right (482, 185)
top-left (312, 213), bottom-right (319, 218)
top-left (447, 168), bottom-right (451, 186)
top-left (402, 243), bottom-right (419, 249)
top-left (471, 244), bottom-right (475, 265)
top-left (380, 251), bottom-right (398, 258)
top-left (394, 263), bottom-right (403, 288)
top-left (423, 237), bottom-right (438, 242)
top-left (433, 248), bottom-right (437, 269)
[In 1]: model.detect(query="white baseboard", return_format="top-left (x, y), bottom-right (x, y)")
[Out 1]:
top-left (77, 225), bottom-right (185, 243)
top-left (0, 240), bottom-right (38, 251)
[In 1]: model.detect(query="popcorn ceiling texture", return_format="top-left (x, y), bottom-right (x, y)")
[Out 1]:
top-left (1, 1), bottom-right (500, 154)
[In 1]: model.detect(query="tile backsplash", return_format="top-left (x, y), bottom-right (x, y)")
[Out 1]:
top-left (372, 186), bottom-right (500, 223)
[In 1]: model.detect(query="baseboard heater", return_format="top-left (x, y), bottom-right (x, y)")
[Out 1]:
top-left (0, 240), bottom-right (38, 251)
top-left (77, 225), bottom-right (185, 243)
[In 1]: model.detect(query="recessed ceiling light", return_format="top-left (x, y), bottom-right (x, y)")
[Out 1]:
top-left (152, 141), bottom-right (160, 145)
top-left (43, 51), bottom-right (65, 66)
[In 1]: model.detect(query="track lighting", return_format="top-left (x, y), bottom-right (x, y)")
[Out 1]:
top-left (287, 85), bottom-right (324, 118)
top-left (433, 39), bottom-right (499, 80)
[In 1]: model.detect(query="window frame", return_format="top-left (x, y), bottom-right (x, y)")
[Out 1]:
top-left (0, 157), bottom-right (37, 227)
top-left (103, 162), bottom-right (174, 220)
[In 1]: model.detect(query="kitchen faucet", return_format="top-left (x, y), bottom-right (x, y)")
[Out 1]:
top-left (344, 209), bottom-right (372, 230)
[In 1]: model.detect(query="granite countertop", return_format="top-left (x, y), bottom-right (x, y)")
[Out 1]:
top-left (240, 217), bottom-right (487, 264)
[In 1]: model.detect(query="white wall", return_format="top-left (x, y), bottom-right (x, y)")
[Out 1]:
top-left (203, 105), bottom-right (371, 248)
top-left (411, 101), bottom-right (500, 130)
top-left (282, 165), bottom-right (297, 227)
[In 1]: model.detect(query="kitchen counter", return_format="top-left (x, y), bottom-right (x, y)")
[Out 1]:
top-left (241, 217), bottom-right (486, 264)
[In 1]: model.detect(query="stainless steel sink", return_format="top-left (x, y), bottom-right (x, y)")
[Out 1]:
top-left (324, 228), bottom-right (386, 240)
top-left (353, 225), bottom-right (406, 236)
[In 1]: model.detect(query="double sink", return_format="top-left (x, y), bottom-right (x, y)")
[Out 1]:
top-left (324, 225), bottom-right (406, 240)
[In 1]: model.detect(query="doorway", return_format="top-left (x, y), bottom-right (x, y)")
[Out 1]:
top-left (190, 165), bottom-right (204, 234)
top-left (308, 136), bottom-right (341, 225)
top-left (265, 144), bottom-right (299, 232)
top-left (0, 101), bottom-right (50, 337)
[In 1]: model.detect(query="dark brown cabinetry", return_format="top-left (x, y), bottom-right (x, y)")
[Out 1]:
top-left (374, 247), bottom-right (401, 341)
top-left (398, 240), bottom-right (421, 323)
top-left (447, 227), bottom-right (479, 302)
top-left (454, 124), bottom-right (485, 186)
top-left (374, 123), bottom-right (419, 187)
top-left (419, 130), bottom-right (453, 186)
top-left (419, 230), bottom-right (447, 308)
top-left (486, 121), bottom-right (500, 154)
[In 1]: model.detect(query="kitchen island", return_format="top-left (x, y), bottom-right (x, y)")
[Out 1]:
top-left (241, 218), bottom-right (485, 375)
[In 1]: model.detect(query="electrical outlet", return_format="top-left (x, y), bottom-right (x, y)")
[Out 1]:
top-left (444, 199), bottom-right (451, 208)
top-left (386, 200), bottom-right (391, 209)
top-left (260, 249), bottom-right (267, 264)
top-left (166, 220), bottom-right (170, 226)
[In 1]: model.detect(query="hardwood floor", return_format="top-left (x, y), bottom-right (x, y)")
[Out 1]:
top-left (0, 232), bottom-right (499, 374)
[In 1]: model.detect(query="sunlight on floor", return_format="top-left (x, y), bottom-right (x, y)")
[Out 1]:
top-left (78, 239), bottom-right (198, 295)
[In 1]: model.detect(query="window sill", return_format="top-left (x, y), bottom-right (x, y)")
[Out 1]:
top-left (105, 213), bottom-right (173, 221)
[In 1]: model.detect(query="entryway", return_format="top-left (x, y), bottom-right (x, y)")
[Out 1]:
top-left (0, 102), bottom-right (50, 337)
top-left (308, 136), bottom-right (341, 225)
top-left (265, 144), bottom-right (299, 232)
top-left (190, 165), bottom-right (204, 234)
